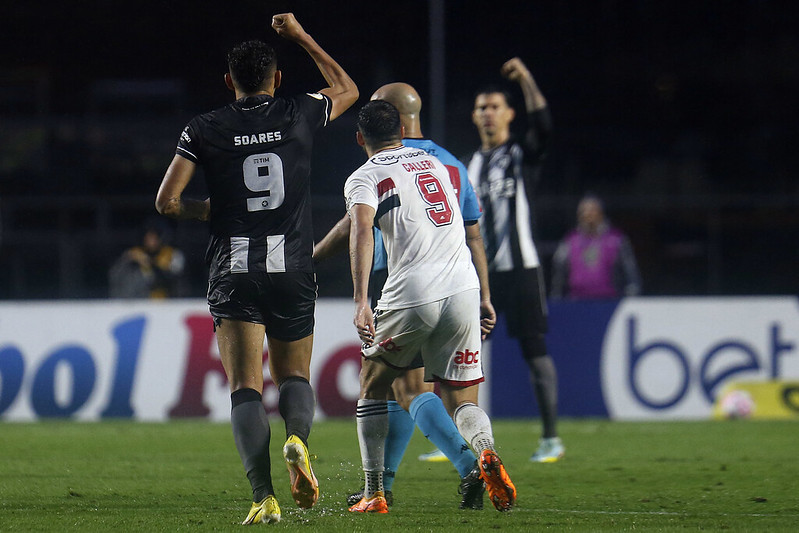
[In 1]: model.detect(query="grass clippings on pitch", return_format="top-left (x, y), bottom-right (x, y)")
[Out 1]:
top-left (0, 419), bottom-right (797, 531)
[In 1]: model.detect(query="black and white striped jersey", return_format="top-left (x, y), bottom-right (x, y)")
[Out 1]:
top-left (176, 92), bottom-right (332, 279)
top-left (466, 108), bottom-right (552, 273)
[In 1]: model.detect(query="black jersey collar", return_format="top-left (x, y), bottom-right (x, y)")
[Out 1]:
top-left (236, 94), bottom-right (273, 111)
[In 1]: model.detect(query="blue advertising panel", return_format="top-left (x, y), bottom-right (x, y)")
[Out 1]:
top-left (489, 300), bottom-right (618, 418)
top-left (490, 297), bottom-right (799, 420)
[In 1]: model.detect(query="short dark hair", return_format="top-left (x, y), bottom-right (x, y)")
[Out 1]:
top-left (357, 100), bottom-right (402, 145)
top-left (474, 84), bottom-right (514, 108)
top-left (227, 40), bottom-right (276, 93)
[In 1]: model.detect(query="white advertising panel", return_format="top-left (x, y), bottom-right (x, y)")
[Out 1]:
top-left (0, 299), bottom-right (365, 421)
top-left (6, 297), bottom-right (795, 421)
top-left (601, 297), bottom-right (799, 419)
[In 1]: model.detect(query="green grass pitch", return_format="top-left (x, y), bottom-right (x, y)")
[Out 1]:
top-left (1, 419), bottom-right (797, 531)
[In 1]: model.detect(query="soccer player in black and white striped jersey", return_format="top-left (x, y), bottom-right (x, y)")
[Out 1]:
top-left (156, 13), bottom-right (358, 524)
top-left (466, 57), bottom-right (565, 463)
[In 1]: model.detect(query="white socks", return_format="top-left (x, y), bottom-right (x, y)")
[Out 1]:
top-left (453, 402), bottom-right (495, 454)
top-left (356, 399), bottom-right (388, 496)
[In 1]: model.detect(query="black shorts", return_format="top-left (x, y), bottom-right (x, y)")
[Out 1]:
top-left (207, 271), bottom-right (317, 342)
top-left (489, 267), bottom-right (548, 339)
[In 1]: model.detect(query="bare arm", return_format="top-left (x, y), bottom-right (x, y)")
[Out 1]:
top-left (465, 223), bottom-right (496, 339)
top-left (155, 154), bottom-right (210, 221)
top-left (272, 13), bottom-right (359, 121)
top-left (313, 214), bottom-right (350, 262)
top-left (349, 204), bottom-right (376, 345)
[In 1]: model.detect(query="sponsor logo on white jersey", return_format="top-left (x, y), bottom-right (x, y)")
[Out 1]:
top-left (371, 149), bottom-right (427, 166)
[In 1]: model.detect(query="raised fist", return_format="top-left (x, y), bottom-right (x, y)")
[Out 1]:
top-left (272, 13), bottom-right (307, 42)
top-left (500, 57), bottom-right (531, 83)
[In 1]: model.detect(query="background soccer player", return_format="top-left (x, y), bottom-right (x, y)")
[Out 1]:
top-left (155, 13), bottom-right (358, 524)
top-left (314, 82), bottom-right (488, 509)
top-left (466, 57), bottom-right (565, 463)
top-left (345, 100), bottom-right (515, 513)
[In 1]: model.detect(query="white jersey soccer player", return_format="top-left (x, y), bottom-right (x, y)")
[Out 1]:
top-left (344, 145), bottom-right (483, 385)
top-left (347, 100), bottom-right (515, 514)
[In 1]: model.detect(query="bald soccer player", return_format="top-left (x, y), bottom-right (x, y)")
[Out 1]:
top-left (314, 83), bottom-right (490, 510)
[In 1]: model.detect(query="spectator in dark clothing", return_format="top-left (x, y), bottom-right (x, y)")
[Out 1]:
top-left (109, 222), bottom-right (185, 298)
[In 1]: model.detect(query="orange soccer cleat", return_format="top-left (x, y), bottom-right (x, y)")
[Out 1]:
top-left (478, 449), bottom-right (517, 512)
top-left (348, 491), bottom-right (389, 513)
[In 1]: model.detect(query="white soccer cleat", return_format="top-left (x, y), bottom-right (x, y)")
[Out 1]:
top-left (530, 437), bottom-right (565, 463)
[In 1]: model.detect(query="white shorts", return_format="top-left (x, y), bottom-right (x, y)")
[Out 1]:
top-left (362, 288), bottom-right (484, 386)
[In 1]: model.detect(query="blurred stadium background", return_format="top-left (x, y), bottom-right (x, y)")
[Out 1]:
top-left (2, 0), bottom-right (797, 300)
top-left (3, 9), bottom-right (798, 528)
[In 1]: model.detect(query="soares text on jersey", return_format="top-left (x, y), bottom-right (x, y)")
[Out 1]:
top-left (233, 131), bottom-right (283, 146)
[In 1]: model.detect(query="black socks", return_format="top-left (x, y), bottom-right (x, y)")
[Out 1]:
top-left (231, 388), bottom-right (274, 502)
top-left (278, 377), bottom-right (315, 444)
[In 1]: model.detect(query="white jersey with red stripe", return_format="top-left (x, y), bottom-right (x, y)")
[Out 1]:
top-left (344, 145), bottom-right (479, 310)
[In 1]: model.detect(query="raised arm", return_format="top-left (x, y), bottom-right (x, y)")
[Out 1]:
top-left (349, 204), bottom-right (376, 346)
top-left (501, 57), bottom-right (546, 113)
top-left (501, 57), bottom-right (552, 162)
top-left (272, 13), bottom-right (359, 121)
top-left (155, 154), bottom-right (210, 221)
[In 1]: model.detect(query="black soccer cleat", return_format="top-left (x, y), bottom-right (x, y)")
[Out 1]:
top-left (458, 462), bottom-right (485, 510)
top-left (346, 488), bottom-right (393, 507)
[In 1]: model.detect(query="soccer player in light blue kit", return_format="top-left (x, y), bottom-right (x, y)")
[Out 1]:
top-left (314, 83), bottom-right (489, 509)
